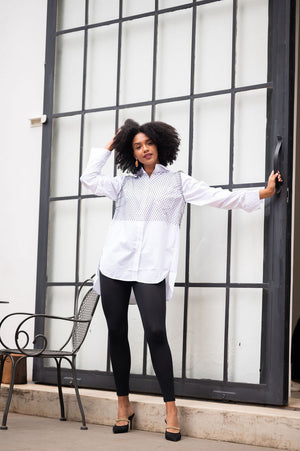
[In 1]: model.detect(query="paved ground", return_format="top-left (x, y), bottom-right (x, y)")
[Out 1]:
top-left (0, 413), bottom-right (285, 451)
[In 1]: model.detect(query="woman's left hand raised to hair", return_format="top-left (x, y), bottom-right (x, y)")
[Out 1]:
top-left (105, 137), bottom-right (115, 152)
top-left (259, 171), bottom-right (283, 199)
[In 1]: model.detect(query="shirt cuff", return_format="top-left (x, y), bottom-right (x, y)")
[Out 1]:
top-left (89, 147), bottom-right (112, 162)
top-left (245, 190), bottom-right (262, 212)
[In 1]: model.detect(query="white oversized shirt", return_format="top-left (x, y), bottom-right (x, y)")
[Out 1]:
top-left (80, 148), bottom-right (261, 300)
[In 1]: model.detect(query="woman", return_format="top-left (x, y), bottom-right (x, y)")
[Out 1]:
top-left (80, 119), bottom-right (281, 442)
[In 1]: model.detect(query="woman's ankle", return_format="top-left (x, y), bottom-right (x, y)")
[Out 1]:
top-left (165, 401), bottom-right (179, 426)
top-left (117, 395), bottom-right (134, 417)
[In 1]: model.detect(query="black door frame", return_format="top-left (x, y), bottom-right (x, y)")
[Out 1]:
top-left (33, 0), bottom-right (295, 406)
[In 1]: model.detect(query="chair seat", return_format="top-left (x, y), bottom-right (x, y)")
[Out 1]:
top-left (0, 349), bottom-right (74, 357)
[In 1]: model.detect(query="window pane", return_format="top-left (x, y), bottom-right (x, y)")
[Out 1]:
top-left (44, 286), bottom-right (75, 367)
top-left (233, 89), bottom-right (267, 184)
top-left (82, 111), bottom-right (116, 195)
top-left (88, 0), bottom-right (119, 23)
top-left (155, 100), bottom-right (190, 173)
top-left (128, 304), bottom-right (144, 374)
top-left (118, 105), bottom-right (152, 127)
top-left (156, 9), bottom-right (192, 99)
top-left (176, 209), bottom-right (187, 283)
top-left (186, 288), bottom-right (225, 380)
top-left (86, 25), bottom-right (119, 109)
top-left (190, 206), bottom-right (228, 283)
top-left (50, 116), bottom-right (81, 197)
top-left (77, 300), bottom-right (108, 371)
top-left (47, 200), bottom-right (78, 282)
top-left (231, 198), bottom-right (264, 283)
top-left (54, 32), bottom-right (84, 113)
top-left (236, 0), bottom-right (268, 87)
top-left (79, 198), bottom-right (113, 280)
top-left (123, 0), bottom-right (154, 16)
top-left (194, 0), bottom-right (232, 94)
top-left (166, 287), bottom-right (184, 377)
top-left (147, 287), bottom-right (184, 377)
top-left (193, 95), bottom-right (231, 185)
top-left (228, 288), bottom-right (262, 383)
top-left (159, 0), bottom-right (192, 8)
top-left (57, 0), bottom-right (85, 31)
top-left (119, 17), bottom-right (154, 104)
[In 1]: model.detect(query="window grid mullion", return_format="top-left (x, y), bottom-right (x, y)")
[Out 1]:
top-left (73, 0), bottom-right (89, 313)
top-left (223, 0), bottom-right (238, 384)
top-left (181, 0), bottom-right (197, 379)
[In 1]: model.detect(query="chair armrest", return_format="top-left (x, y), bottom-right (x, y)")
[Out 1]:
top-left (14, 314), bottom-right (89, 357)
top-left (0, 312), bottom-right (35, 349)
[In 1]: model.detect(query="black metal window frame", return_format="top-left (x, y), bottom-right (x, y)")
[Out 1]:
top-left (34, 0), bottom-right (295, 405)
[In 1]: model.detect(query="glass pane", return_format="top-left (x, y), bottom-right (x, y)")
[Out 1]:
top-left (44, 286), bottom-right (75, 367)
top-left (119, 17), bottom-right (154, 105)
top-left (82, 111), bottom-right (116, 195)
top-left (236, 0), bottom-right (268, 87)
top-left (176, 209), bottom-right (187, 283)
top-left (57, 0), bottom-right (85, 31)
top-left (47, 200), bottom-right (77, 282)
top-left (147, 287), bottom-right (184, 377)
top-left (77, 300), bottom-right (108, 371)
top-left (85, 25), bottom-right (119, 109)
top-left (228, 288), bottom-right (262, 383)
top-left (88, 0), bottom-right (119, 23)
top-left (128, 304), bottom-right (144, 374)
top-left (186, 288), bottom-right (225, 380)
top-left (156, 9), bottom-right (192, 99)
top-left (194, 0), bottom-right (232, 94)
top-left (166, 287), bottom-right (184, 377)
top-left (159, 0), bottom-right (192, 8)
top-left (54, 32), bottom-right (84, 113)
top-left (118, 105), bottom-right (152, 127)
top-left (123, 0), bottom-right (154, 16)
top-left (231, 197), bottom-right (264, 283)
top-left (155, 100), bottom-right (190, 173)
top-left (193, 95), bottom-right (231, 185)
top-left (79, 198), bottom-right (113, 280)
top-left (233, 89), bottom-right (267, 184)
top-left (189, 206), bottom-right (228, 283)
top-left (50, 116), bottom-right (81, 197)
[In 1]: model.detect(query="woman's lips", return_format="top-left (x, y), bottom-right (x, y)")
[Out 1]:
top-left (144, 153), bottom-right (152, 159)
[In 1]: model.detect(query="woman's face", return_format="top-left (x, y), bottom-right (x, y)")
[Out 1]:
top-left (132, 133), bottom-right (159, 168)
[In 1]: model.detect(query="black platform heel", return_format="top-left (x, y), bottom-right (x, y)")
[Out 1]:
top-left (113, 413), bottom-right (135, 434)
top-left (165, 420), bottom-right (181, 441)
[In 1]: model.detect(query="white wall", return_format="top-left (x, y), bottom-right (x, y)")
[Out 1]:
top-left (0, 0), bottom-right (47, 379)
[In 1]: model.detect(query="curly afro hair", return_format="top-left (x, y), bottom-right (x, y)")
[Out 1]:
top-left (113, 119), bottom-right (180, 174)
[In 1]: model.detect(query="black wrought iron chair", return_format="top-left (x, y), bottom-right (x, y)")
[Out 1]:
top-left (0, 276), bottom-right (99, 430)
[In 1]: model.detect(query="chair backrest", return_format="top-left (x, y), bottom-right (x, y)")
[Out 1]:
top-left (71, 283), bottom-right (100, 353)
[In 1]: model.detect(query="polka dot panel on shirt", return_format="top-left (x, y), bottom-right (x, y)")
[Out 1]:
top-left (113, 171), bottom-right (185, 225)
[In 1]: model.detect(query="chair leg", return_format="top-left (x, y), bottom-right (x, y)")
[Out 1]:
top-left (70, 356), bottom-right (88, 430)
top-left (1, 355), bottom-right (25, 430)
top-left (55, 358), bottom-right (66, 421)
top-left (0, 355), bottom-right (4, 389)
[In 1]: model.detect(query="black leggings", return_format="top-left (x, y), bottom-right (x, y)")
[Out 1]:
top-left (100, 272), bottom-right (175, 402)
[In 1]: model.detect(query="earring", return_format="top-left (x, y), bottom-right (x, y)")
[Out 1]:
top-left (135, 159), bottom-right (139, 168)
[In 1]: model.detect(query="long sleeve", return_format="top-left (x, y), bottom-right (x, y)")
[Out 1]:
top-left (181, 172), bottom-right (261, 213)
top-left (80, 147), bottom-right (124, 201)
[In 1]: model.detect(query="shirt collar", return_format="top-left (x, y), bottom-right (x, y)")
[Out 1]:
top-left (137, 164), bottom-right (169, 177)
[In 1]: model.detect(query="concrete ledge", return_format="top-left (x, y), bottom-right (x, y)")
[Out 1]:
top-left (1, 383), bottom-right (300, 450)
